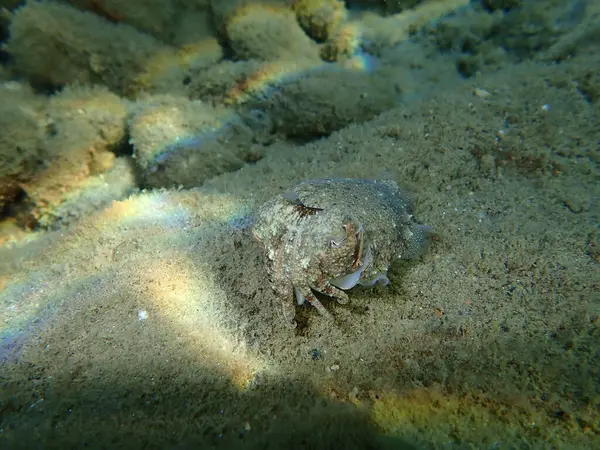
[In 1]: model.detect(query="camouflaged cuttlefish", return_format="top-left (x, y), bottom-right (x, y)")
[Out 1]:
top-left (252, 178), bottom-right (429, 327)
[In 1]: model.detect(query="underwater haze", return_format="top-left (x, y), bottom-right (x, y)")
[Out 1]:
top-left (0, 1), bottom-right (599, 449)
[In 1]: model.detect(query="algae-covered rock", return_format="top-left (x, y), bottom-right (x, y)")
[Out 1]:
top-left (209, 0), bottom-right (287, 34)
top-left (185, 60), bottom-right (265, 103)
top-left (481, 0), bottom-right (522, 11)
top-left (6, 1), bottom-right (168, 95)
top-left (37, 156), bottom-right (137, 228)
top-left (187, 59), bottom-right (398, 138)
top-left (245, 65), bottom-right (398, 138)
top-left (346, 0), bottom-right (423, 14)
top-left (129, 38), bottom-right (224, 97)
top-left (1, 83), bottom-right (132, 228)
top-left (20, 85), bottom-right (129, 227)
top-left (0, 82), bottom-right (48, 213)
top-left (68, 0), bottom-right (178, 42)
top-left (292, 0), bottom-right (347, 41)
top-left (129, 95), bottom-right (268, 188)
top-left (225, 3), bottom-right (320, 61)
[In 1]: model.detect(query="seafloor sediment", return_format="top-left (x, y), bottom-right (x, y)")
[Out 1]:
top-left (1, 1), bottom-right (598, 448)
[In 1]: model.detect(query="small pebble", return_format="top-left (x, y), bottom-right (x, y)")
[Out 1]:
top-left (473, 87), bottom-right (491, 98)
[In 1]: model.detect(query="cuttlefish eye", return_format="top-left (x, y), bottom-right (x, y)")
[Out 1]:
top-left (328, 225), bottom-right (349, 249)
top-left (251, 226), bottom-right (263, 243)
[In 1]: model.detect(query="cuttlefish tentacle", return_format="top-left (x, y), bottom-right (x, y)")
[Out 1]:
top-left (359, 272), bottom-right (390, 287)
top-left (312, 277), bottom-right (350, 305)
top-left (281, 294), bottom-right (298, 329)
top-left (294, 286), bottom-right (333, 319)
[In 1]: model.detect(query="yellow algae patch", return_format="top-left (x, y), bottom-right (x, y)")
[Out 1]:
top-left (20, 85), bottom-right (128, 227)
top-left (321, 22), bottom-right (363, 62)
top-left (131, 38), bottom-right (223, 96)
top-left (228, 3), bottom-right (292, 25)
top-left (226, 3), bottom-right (320, 61)
top-left (177, 39), bottom-right (224, 68)
top-left (369, 387), bottom-right (598, 447)
top-left (292, 0), bottom-right (347, 41)
top-left (0, 220), bottom-right (39, 248)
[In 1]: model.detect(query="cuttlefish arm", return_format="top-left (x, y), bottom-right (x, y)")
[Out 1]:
top-left (329, 250), bottom-right (373, 290)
